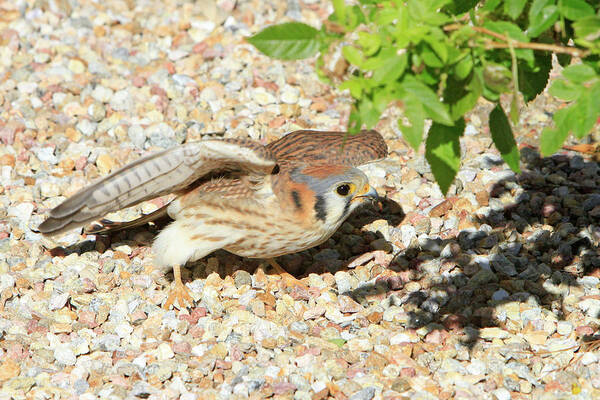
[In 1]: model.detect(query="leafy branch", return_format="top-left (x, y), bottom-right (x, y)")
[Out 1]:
top-left (443, 24), bottom-right (591, 58)
top-left (248, 0), bottom-right (600, 194)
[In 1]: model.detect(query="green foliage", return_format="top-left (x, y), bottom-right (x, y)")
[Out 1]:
top-left (248, 0), bottom-right (600, 194)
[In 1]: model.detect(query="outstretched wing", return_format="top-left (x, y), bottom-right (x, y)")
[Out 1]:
top-left (38, 139), bottom-right (276, 235)
top-left (267, 129), bottom-right (388, 166)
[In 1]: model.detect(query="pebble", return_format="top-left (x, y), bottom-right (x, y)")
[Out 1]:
top-left (54, 344), bottom-right (76, 366)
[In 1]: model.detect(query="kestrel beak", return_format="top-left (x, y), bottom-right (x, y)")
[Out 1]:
top-left (352, 183), bottom-right (378, 203)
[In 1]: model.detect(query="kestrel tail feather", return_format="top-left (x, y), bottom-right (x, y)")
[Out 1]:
top-left (37, 139), bottom-right (276, 235)
top-left (84, 204), bottom-right (170, 235)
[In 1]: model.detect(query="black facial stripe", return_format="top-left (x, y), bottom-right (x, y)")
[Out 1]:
top-left (314, 195), bottom-right (327, 222)
top-left (341, 198), bottom-right (351, 219)
top-left (291, 190), bottom-right (302, 209)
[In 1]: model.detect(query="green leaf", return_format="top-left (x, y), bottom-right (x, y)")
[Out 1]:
top-left (339, 79), bottom-right (363, 99)
top-left (372, 52), bottom-right (408, 85)
top-left (489, 104), bottom-right (521, 173)
top-left (328, 338), bottom-right (346, 348)
top-left (540, 104), bottom-right (579, 155)
top-left (562, 63), bottom-right (597, 84)
top-left (484, 21), bottom-right (533, 62)
top-left (483, 63), bottom-right (512, 94)
top-left (332, 0), bottom-right (347, 26)
top-left (348, 107), bottom-right (362, 133)
top-left (399, 94), bottom-right (426, 150)
top-left (357, 32), bottom-right (382, 56)
top-left (447, 0), bottom-right (479, 14)
top-left (571, 83), bottom-right (600, 138)
top-left (425, 119), bottom-right (465, 195)
top-left (342, 45), bottom-right (364, 67)
top-left (504, 0), bottom-right (527, 20)
top-left (481, 0), bottom-right (502, 12)
top-left (559, 0), bottom-right (595, 21)
top-left (420, 43), bottom-right (444, 68)
top-left (454, 55), bottom-right (473, 81)
top-left (540, 127), bottom-right (569, 156)
top-left (484, 21), bottom-right (529, 43)
top-left (247, 22), bottom-right (320, 60)
top-left (403, 76), bottom-right (454, 126)
top-left (573, 16), bottom-right (600, 43)
top-left (358, 97), bottom-right (381, 128)
top-left (527, 0), bottom-right (559, 38)
top-left (447, 69), bottom-right (484, 120)
top-left (548, 79), bottom-right (582, 101)
top-left (518, 53), bottom-right (551, 102)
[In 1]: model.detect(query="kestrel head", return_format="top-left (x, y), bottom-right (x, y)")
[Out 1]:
top-left (286, 164), bottom-right (378, 229)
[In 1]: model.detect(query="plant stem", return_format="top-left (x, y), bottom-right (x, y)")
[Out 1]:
top-left (444, 24), bottom-right (590, 58)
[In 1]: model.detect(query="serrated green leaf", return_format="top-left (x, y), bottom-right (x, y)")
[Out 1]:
top-left (489, 104), bottom-right (521, 173)
top-left (420, 44), bottom-right (444, 68)
top-left (573, 16), bottom-right (600, 43)
top-left (339, 79), bottom-right (363, 99)
top-left (332, 0), bottom-right (347, 26)
top-left (484, 21), bottom-right (529, 42)
top-left (400, 94), bottom-right (426, 150)
top-left (342, 45), bottom-right (364, 67)
top-left (504, 0), bottom-right (527, 19)
top-left (548, 79), bottom-right (582, 101)
top-left (247, 22), bottom-right (320, 60)
top-left (424, 34), bottom-right (449, 64)
top-left (445, 0), bottom-right (478, 13)
top-left (559, 0), bottom-right (595, 21)
top-left (372, 52), bottom-right (408, 85)
top-left (572, 84), bottom-right (600, 138)
top-left (425, 119), bottom-right (465, 195)
top-left (540, 105), bottom-right (578, 155)
top-left (357, 32), bottom-right (382, 56)
top-left (358, 97), bottom-right (381, 128)
top-left (448, 69), bottom-right (484, 120)
top-left (518, 53), bottom-right (552, 102)
top-left (454, 55), bottom-right (473, 81)
top-left (481, 0), bottom-right (502, 12)
top-left (562, 63), bottom-right (597, 84)
top-left (527, 0), bottom-right (559, 38)
top-left (540, 127), bottom-right (569, 156)
top-left (376, 7), bottom-right (400, 25)
top-left (484, 21), bottom-right (533, 63)
top-left (328, 338), bottom-right (346, 348)
top-left (403, 76), bottom-right (453, 126)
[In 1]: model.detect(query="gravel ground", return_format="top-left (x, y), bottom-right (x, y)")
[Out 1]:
top-left (1, 0), bottom-right (600, 399)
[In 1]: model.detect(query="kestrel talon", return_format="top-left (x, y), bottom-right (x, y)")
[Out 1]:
top-left (38, 129), bottom-right (388, 308)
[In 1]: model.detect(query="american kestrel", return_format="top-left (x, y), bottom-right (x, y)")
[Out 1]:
top-left (38, 129), bottom-right (388, 308)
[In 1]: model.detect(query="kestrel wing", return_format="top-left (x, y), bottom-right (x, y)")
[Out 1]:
top-left (38, 139), bottom-right (276, 235)
top-left (267, 129), bottom-right (388, 166)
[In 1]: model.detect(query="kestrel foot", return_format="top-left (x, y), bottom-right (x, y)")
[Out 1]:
top-left (163, 264), bottom-right (193, 309)
top-left (268, 258), bottom-right (308, 291)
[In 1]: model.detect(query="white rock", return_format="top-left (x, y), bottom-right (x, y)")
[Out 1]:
top-left (280, 85), bottom-right (299, 104)
top-left (110, 89), bottom-right (133, 111)
top-left (157, 343), bottom-right (175, 360)
top-left (492, 388), bottom-right (511, 400)
top-left (91, 85), bottom-right (114, 103)
top-left (35, 147), bottom-right (58, 164)
top-left (581, 352), bottom-right (598, 366)
top-left (54, 343), bottom-right (77, 365)
top-left (556, 321), bottom-right (573, 336)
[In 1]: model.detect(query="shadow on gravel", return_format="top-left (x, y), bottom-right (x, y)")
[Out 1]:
top-left (353, 146), bottom-right (599, 349)
top-left (45, 148), bottom-right (599, 351)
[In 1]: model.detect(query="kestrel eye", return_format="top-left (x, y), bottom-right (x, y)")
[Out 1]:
top-left (336, 184), bottom-right (351, 196)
